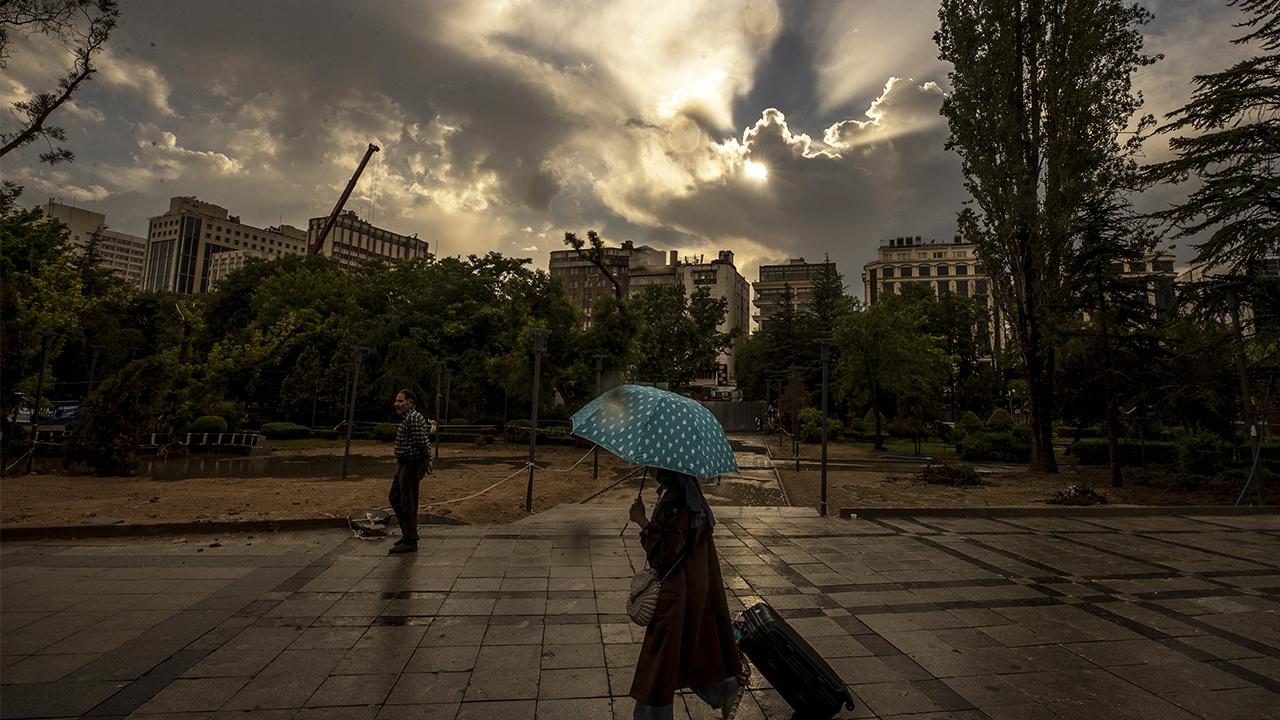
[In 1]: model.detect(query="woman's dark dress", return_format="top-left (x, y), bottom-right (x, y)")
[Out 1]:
top-left (629, 483), bottom-right (742, 706)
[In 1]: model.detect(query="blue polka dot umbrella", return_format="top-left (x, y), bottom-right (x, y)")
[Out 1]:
top-left (570, 384), bottom-right (739, 479)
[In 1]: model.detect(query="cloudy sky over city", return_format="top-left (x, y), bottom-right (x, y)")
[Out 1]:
top-left (2, 0), bottom-right (1256, 287)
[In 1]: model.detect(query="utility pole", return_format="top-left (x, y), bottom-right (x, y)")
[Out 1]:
top-left (790, 365), bottom-right (800, 472)
top-left (525, 329), bottom-right (549, 512)
top-left (25, 335), bottom-right (52, 474)
top-left (1225, 287), bottom-right (1263, 502)
top-left (443, 369), bottom-right (452, 424)
top-left (817, 339), bottom-right (834, 517)
top-left (340, 346), bottom-right (368, 480)
top-left (592, 353), bottom-right (607, 480)
top-left (434, 361), bottom-right (445, 463)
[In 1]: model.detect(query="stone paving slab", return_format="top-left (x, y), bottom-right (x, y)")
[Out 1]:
top-left (2, 508), bottom-right (1278, 719)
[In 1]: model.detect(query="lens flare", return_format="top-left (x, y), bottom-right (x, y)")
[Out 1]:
top-left (744, 160), bottom-right (768, 181)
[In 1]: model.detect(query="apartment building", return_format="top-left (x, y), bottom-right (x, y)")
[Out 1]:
top-left (753, 257), bottom-right (839, 329)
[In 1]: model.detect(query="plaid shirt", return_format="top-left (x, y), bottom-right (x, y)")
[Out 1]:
top-left (394, 408), bottom-right (431, 461)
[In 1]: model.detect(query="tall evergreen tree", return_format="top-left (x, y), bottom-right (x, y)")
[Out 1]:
top-left (1146, 0), bottom-right (1280, 274)
top-left (936, 0), bottom-right (1158, 472)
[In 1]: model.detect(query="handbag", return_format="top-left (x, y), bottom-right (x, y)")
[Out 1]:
top-left (626, 554), bottom-right (685, 626)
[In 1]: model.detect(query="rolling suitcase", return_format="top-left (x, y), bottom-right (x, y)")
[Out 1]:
top-left (737, 602), bottom-right (856, 719)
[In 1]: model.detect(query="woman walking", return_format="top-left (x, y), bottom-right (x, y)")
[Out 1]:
top-left (628, 468), bottom-right (745, 720)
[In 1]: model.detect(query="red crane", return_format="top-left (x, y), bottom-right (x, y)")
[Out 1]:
top-left (308, 142), bottom-right (381, 255)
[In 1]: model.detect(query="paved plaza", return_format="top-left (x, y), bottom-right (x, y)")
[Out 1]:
top-left (2, 507), bottom-right (1278, 719)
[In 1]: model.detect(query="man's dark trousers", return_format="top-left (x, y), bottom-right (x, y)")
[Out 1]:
top-left (390, 458), bottom-right (427, 542)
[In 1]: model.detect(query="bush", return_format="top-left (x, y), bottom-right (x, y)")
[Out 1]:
top-left (260, 422), bottom-right (311, 439)
top-left (917, 463), bottom-right (981, 486)
top-left (373, 422), bottom-right (398, 441)
top-left (313, 429), bottom-right (340, 440)
top-left (798, 407), bottom-right (842, 443)
top-left (956, 411), bottom-right (983, 437)
top-left (1178, 431), bottom-right (1231, 477)
top-left (957, 428), bottom-right (1030, 463)
top-left (189, 415), bottom-right (228, 434)
top-left (63, 355), bottom-right (177, 476)
top-left (1068, 439), bottom-right (1178, 466)
top-left (447, 417), bottom-right (470, 426)
top-left (986, 409), bottom-right (1014, 431)
top-left (1046, 484), bottom-right (1106, 506)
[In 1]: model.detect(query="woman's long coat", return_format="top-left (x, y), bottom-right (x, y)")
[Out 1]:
top-left (629, 483), bottom-right (742, 706)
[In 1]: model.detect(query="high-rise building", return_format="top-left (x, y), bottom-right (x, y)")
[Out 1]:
top-left (41, 202), bottom-right (148, 287)
top-left (548, 241), bottom-right (669, 319)
top-left (143, 197), bottom-right (307, 294)
top-left (753, 257), bottom-right (839, 330)
top-left (306, 211), bottom-right (429, 271)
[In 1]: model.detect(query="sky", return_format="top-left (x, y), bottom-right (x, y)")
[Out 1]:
top-left (2, 0), bottom-right (1257, 293)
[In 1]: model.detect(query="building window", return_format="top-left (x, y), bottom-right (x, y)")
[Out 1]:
top-left (918, 266), bottom-right (932, 277)
top-left (882, 267), bottom-right (895, 278)
top-left (900, 266), bottom-right (913, 278)
top-left (937, 265), bottom-right (949, 276)
top-left (975, 279), bottom-right (989, 296)
top-left (883, 281), bottom-right (894, 294)
top-left (934, 252), bottom-right (944, 259)
top-left (956, 265), bottom-right (968, 276)
top-left (956, 280), bottom-right (969, 297)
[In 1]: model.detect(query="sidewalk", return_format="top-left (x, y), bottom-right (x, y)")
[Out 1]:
top-left (2, 507), bottom-right (1278, 719)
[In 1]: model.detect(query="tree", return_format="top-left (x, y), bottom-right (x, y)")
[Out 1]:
top-left (836, 296), bottom-right (947, 451)
top-left (1146, 0), bottom-right (1279, 274)
top-left (806, 254), bottom-right (852, 340)
top-left (562, 230), bottom-right (623, 300)
top-left (630, 284), bottom-right (734, 386)
top-left (935, 0), bottom-right (1158, 472)
top-left (0, 0), bottom-right (119, 164)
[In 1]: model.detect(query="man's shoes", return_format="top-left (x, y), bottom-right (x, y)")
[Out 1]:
top-left (388, 542), bottom-right (417, 555)
top-left (392, 537), bottom-right (406, 546)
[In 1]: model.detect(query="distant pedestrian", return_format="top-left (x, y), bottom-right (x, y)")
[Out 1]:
top-left (389, 389), bottom-right (431, 554)
top-left (754, 416), bottom-right (762, 433)
top-left (628, 468), bottom-right (744, 719)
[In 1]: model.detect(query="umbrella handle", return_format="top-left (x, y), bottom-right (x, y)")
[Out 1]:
top-left (619, 468), bottom-right (650, 537)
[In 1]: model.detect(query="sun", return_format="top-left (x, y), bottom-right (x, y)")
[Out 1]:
top-left (744, 160), bottom-right (769, 182)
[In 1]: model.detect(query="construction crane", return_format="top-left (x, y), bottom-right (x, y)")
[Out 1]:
top-left (308, 142), bottom-right (381, 255)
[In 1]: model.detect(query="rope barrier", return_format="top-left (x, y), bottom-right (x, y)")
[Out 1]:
top-left (432, 462), bottom-right (531, 506)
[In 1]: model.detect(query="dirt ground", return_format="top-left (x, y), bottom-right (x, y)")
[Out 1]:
top-left (0, 443), bottom-right (635, 528)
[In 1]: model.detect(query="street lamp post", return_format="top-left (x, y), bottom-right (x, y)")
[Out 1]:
top-left (783, 363), bottom-right (793, 471)
top-left (525, 329), bottom-right (549, 512)
top-left (340, 346), bottom-right (368, 480)
top-left (84, 345), bottom-right (103, 403)
top-left (592, 353), bottom-right (607, 480)
top-left (817, 338), bottom-right (834, 517)
top-left (434, 361), bottom-right (445, 463)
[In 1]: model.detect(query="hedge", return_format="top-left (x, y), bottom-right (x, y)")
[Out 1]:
top-left (957, 429), bottom-right (1030, 463)
top-left (189, 415), bottom-right (228, 434)
top-left (259, 422), bottom-right (311, 439)
top-left (373, 423), bottom-right (398, 441)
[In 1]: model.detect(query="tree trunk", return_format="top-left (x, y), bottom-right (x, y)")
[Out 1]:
top-left (1024, 349), bottom-right (1058, 473)
top-left (1097, 279), bottom-right (1122, 487)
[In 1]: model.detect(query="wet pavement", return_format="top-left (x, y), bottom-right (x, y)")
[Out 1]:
top-left (2, 507), bottom-right (1278, 719)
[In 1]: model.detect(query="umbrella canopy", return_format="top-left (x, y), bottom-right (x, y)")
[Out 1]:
top-left (571, 384), bottom-right (739, 479)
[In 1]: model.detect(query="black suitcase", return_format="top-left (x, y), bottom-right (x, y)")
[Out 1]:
top-left (738, 602), bottom-right (856, 719)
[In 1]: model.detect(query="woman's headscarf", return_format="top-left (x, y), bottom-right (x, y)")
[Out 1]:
top-left (654, 468), bottom-right (715, 529)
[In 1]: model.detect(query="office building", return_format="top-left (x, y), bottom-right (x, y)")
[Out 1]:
top-left (143, 197), bottom-right (308, 294)
top-left (548, 241), bottom-right (669, 318)
top-left (675, 251), bottom-right (751, 385)
top-left (41, 202), bottom-right (148, 287)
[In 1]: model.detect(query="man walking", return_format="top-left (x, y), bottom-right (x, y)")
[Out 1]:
top-left (389, 389), bottom-right (431, 555)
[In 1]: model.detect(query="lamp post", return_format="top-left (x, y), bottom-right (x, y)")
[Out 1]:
top-left (84, 345), bottom-right (103, 403)
top-left (790, 365), bottom-right (800, 472)
top-left (525, 329), bottom-right (549, 512)
top-left (340, 346), bottom-right (368, 480)
top-left (592, 353), bottom-right (608, 480)
top-left (817, 338), bottom-right (835, 517)
top-left (434, 361), bottom-right (445, 462)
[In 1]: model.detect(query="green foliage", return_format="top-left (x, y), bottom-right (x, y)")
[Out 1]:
top-left (189, 415), bottom-right (228, 434)
top-left (1145, 0), bottom-right (1280, 273)
top-left (629, 284), bottom-right (735, 386)
top-left (373, 422), bottom-right (398, 442)
top-left (63, 355), bottom-right (177, 475)
top-left (797, 407), bottom-right (842, 443)
top-left (986, 409), bottom-right (1014, 431)
top-left (1177, 431), bottom-right (1231, 477)
top-left (957, 428), bottom-right (1031, 463)
top-left (260, 422), bottom-right (311, 439)
top-left (957, 411), bottom-right (983, 436)
top-left (1068, 439), bottom-right (1178, 466)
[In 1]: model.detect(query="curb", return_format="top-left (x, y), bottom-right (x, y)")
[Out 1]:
top-left (0, 513), bottom-right (466, 541)
top-left (840, 505), bottom-right (1280, 519)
